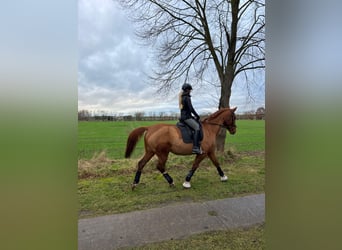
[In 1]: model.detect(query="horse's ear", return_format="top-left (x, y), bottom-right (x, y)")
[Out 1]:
top-left (231, 106), bottom-right (237, 112)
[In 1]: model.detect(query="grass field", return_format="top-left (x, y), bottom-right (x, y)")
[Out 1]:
top-left (78, 120), bottom-right (265, 248)
top-left (78, 119), bottom-right (264, 217)
top-left (78, 119), bottom-right (265, 160)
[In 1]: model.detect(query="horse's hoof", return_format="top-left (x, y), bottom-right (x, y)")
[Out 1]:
top-left (220, 175), bottom-right (228, 182)
top-left (131, 183), bottom-right (138, 190)
top-left (169, 183), bottom-right (175, 188)
top-left (182, 181), bottom-right (191, 188)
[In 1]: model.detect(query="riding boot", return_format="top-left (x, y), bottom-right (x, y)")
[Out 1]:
top-left (192, 130), bottom-right (203, 154)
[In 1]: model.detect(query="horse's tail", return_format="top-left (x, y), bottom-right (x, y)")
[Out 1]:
top-left (125, 127), bottom-right (148, 158)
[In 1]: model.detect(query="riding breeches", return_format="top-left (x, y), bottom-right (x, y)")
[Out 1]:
top-left (184, 118), bottom-right (200, 131)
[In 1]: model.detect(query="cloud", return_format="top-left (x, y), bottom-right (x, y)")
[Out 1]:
top-left (78, 0), bottom-right (153, 105)
top-left (78, 0), bottom-right (265, 115)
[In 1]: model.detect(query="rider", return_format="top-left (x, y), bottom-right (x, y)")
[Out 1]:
top-left (179, 83), bottom-right (203, 154)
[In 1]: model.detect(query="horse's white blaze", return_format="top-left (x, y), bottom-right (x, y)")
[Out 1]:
top-left (220, 175), bottom-right (228, 181)
top-left (182, 181), bottom-right (191, 188)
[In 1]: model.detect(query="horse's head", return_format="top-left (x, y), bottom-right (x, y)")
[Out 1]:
top-left (204, 107), bottom-right (237, 134)
top-left (223, 107), bottom-right (237, 135)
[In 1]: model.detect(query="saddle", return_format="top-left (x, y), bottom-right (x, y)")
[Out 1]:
top-left (176, 120), bottom-right (203, 144)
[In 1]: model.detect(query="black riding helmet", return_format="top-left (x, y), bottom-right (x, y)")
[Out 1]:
top-left (182, 83), bottom-right (193, 91)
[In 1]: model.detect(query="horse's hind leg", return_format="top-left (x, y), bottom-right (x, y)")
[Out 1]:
top-left (155, 146), bottom-right (174, 187)
top-left (132, 151), bottom-right (154, 190)
top-left (208, 151), bottom-right (228, 181)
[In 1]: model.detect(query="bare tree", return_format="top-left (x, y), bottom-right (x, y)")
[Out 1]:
top-left (78, 110), bottom-right (91, 121)
top-left (256, 106), bottom-right (265, 120)
top-left (135, 111), bottom-right (145, 121)
top-left (118, 0), bottom-right (265, 151)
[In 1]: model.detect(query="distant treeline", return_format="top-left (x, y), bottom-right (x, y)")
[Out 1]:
top-left (78, 107), bottom-right (265, 121)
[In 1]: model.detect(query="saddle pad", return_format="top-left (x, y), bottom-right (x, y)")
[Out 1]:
top-left (176, 122), bottom-right (203, 144)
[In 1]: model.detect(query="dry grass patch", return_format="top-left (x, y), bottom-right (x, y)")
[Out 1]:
top-left (78, 151), bottom-right (117, 178)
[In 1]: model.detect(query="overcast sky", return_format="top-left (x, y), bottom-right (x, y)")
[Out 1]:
top-left (78, 0), bottom-right (265, 115)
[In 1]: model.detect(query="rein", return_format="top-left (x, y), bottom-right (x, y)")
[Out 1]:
top-left (204, 121), bottom-right (226, 128)
top-left (204, 117), bottom-right (236, 131)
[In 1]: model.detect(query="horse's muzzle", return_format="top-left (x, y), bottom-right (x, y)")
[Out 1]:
top-left (228, 127), bottom-right (236, 134)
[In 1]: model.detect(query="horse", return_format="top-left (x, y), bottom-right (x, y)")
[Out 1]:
top-left (124, 107), bottom-right (237, 189)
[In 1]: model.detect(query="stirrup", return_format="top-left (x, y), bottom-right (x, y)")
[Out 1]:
top-left (192, 147), bottom-right (203, 155)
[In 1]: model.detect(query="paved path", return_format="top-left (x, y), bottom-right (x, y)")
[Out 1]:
top-left (78, 193), bottom-right (265, 250)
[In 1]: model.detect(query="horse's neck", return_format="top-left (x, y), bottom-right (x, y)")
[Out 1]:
top-left (203, 116), bottom-right (224, 135)
top-left (210, 116), bottom-right (223, 124)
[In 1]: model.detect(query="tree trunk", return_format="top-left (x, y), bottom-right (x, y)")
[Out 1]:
top-left (215, 1), bottom-right (238, 153)
top-left (216, 74), bottom-right (233, 153)
top-left (216, 127), bottom-right (227, 153)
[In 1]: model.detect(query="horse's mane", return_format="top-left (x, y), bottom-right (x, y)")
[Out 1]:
top-left (203, 108), bottom-right (230, 122)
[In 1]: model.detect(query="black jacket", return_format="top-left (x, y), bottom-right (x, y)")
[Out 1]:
top-left (180, 92), bottom-right (200, 121)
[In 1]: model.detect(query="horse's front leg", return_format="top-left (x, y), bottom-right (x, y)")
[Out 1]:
top-left (183, 154), bottom-right (207, 188)
top-left (162, 172), bottom-right (174, 187)
top-left (208, 151), bottom-right (228, 182)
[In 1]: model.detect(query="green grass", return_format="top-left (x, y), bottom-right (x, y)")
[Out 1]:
top-left (119, 223), bottom-right (265, 250)
top-left (78, 119), bottom-right (265, 159)
top-left (78, 119), bottom-right (265, 218)
top-left (227, 120), bottom-right (265, 152)
top-left (78, 120), bottom-right (175, 159)
top-left (78, 151), bottom-right (264, 218)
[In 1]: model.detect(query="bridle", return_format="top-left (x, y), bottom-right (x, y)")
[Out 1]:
top-left (204, 113), bottom-right (236, 131)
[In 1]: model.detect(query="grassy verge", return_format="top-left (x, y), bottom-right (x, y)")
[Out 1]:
top-left (78, 150), bottom-right (264, 218)
top-left (119, 224), bottom-right (265, 250)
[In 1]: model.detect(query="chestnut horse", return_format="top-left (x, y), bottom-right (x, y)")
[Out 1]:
top-left (125, 107), bottom-right (237, 189)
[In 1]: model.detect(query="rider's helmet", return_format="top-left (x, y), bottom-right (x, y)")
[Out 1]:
top-left (181, 83), bottom-right (193, 91)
